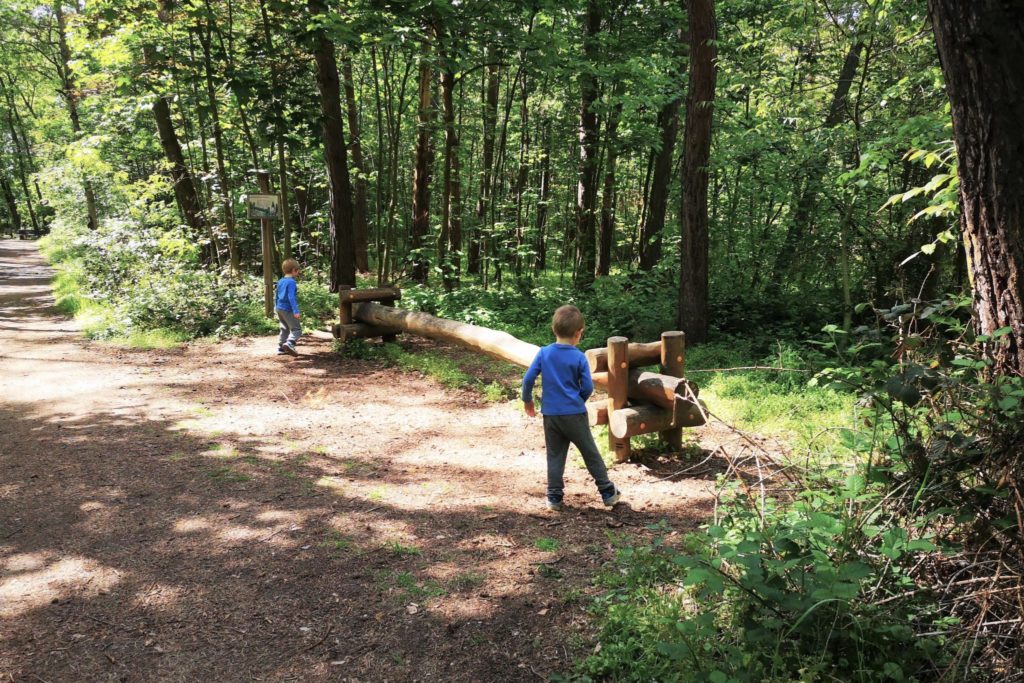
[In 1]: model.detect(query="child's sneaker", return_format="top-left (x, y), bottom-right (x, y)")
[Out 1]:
top-left (277, 345), bottom-right (288, 355)
top-left (546, 498), bottom-right (564, 512)
top-left (282, 342), bottom-right (298, 356)
top-left (602, 486), bottom-right (621, 507)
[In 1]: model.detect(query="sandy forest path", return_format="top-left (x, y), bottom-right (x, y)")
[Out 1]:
top-left (0, 239), bottom-right (720, 682)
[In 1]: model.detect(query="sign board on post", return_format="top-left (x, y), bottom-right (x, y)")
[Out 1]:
top-left (245, 193), bottom-right (281, 220)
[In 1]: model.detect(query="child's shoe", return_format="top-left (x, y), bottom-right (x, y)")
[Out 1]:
top-left (546, 498), bottom-right (564, 512)
top-left (602, 486), bottom-right (621, 507)
top-left (277, 345), bottom-right (288, 355)
top-left (282, 342), bottom-right (298, 356)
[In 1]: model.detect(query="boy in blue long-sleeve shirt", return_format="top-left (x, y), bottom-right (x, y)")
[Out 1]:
top-left (522, 305), bottom-right (621, 512)
top-left (275, 259), bottom-right (302, 356)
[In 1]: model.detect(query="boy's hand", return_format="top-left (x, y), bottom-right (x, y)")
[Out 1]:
top-left (523, 402), bottom-right (536, 418)
top-left (294, 313), bottom-right (301, 319)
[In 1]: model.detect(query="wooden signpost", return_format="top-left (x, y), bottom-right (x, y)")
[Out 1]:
top-left (246, 171), bottom-right (280, 318)
top-left (330, 287), bottom-right (706, 461)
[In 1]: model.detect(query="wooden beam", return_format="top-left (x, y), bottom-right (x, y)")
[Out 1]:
top-left (659, 330), bottom-right (685, 450)
top-left (585, 341), bottom-right (661, 373)
top-left (607, 336), bottom-right (631, 463)
top-left (586, 401), bottom-right (608, 426)
top-left (332, 322), bottom-right (403, 341)
top-left (609, 399), bottom-right (706, 439)
top-left (591, 369), bottom-right (699, 409)
top-left (339, 286), bottom-right (402, 303)
top-left (354, 302), bottom-right (540, 368)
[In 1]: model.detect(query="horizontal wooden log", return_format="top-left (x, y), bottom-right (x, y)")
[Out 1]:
top-left (355, 302), bottom-right (540, 368)
top-left (332, 322), bottom-right (403, 341)
top-left (585, 341), bottom-right (661, 373)
top-left (591, 369), bottom-right (699, 409)
top-left (339, 286), bottom-right (402, 303)
top-left (609, 399), bottom-right (707, 439)
top-left (586, 402), bottom-right (608, 426)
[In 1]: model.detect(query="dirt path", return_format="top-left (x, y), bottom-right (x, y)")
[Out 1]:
top-left (0, 239), bottom-right (719, 682)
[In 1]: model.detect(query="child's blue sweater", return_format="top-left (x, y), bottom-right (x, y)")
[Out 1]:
top-left (275, 276), bottom-right (299, 314)
top-left (521, 343), bottom-right (594, 415)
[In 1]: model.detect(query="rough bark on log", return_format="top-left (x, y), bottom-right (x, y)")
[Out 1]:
top-left (592, 369), bottom-right (699, 409)
top-left (332, 322), bottom-right (403, 341)
top-left (609, 399), bottom-right (706, 439)
top-left (339, 287), bottom-right (402, 303)
top-left (585, 341), bottom-right (662, 372)
top-left (355, 302), bottom-right (540, 367)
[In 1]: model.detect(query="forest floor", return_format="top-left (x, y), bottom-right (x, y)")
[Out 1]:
top-left (0, 239), bottom-right (774, 682)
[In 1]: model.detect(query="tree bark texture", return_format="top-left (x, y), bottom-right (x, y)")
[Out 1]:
top-left (598, 87), bottom-right (624, 277)
top-left (640, 95), bottom-right (680, 270)
top-left (151, 93), bottom-right (209, 241)
top-left (410, 43), bottom-right (434, 284)
top-left (575, 0), bottom-right (602, 289)
top-left (930, 0), bottom-right (1024, 375)
top-left (440, 61), bottom-right (462, 290)
top-left (470, 51), bottom-right (500, 276)
top-left (678, 0), bottom-right (717, 343)
top-left (309, 0), bottom-right (356, 292)
top-left (342, 52), bottom-right (371, 272)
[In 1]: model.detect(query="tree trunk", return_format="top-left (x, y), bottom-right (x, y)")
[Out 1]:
top-left (342, 51), bottom-right (371, 273)
top-left (198, 18), bottom-right (238, 273)
top-left (54, 1), bottom-right (98, 232)
top-left (0, 173), bottom-right (22, 234)
top-left (439, 58), bottom-right (462, 291)
top-left (3, 108), bottom-right (39, 234)
top-left (151, 90), bottom-right (209, 241)
top-left (770, 39), bottom-right (864, 287)
top-left (533, 118), bottom-right (552, 273)
top-left (930, 0), bottom-right (1024, 375)
top-left (678, 0), bottom-right (717, 343)
top-left (598, 85), bottom-right (624, 277)
top-left (410, 41), bottom-right (434, 284)
top-left (308, 0), bottom-right (356, 292)
top-left (575, 0), bottom-right (602, 289)
top-left (471, 50), bottom-right (500, 276)
top-left (640, 95), bottom-right (681, 270)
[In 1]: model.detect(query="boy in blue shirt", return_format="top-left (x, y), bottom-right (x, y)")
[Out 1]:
top-left (275, 259), bottom-right (302, 356)
top-left (522, 305), bottom-right (621, 512)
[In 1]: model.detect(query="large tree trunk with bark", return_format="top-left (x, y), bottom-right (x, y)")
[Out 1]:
top-left (341, 52), bottom-right (371, 273)
top-left (151, 93), bottom-right (208, 241)
top-left (678, 0), bottom-right (717, 343)
top-left (575, 0), bottom-right (602, 289)
top-left (409, 41), bottom-right (434, 284)
top-left (930, 0), bottom-right (1024, 376)
top-left (309, 0), bottom-right (356, 292)
top-left (640, 96), bottom-right (680, 270)
top-left (0, 173), bottom-right (22, 234)
top-left (597, 85), bottom-right (624, 277)
top-left (470, 50), bottom-right (500, 276)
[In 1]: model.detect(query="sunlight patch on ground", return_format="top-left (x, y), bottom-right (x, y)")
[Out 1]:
top-left (131, 582), bottom-right (186, 610)
top-left (173, 517), bottom-right (213, 534)
top-left (0, 554), bottom-right (122, 618)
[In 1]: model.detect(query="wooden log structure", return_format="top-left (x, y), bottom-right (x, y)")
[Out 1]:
top-left (332, 322), bottom-right (404, 342)
top-left (585, 341), bottom-right (661, 373)
top-left (591, 369), bottom-right (698, 409)
top-left (659, 331), bottom-right (685, 449)
top-left (607, 336), bottom-right (631, 463)
top-left (355, 302), bottom-right (541, 367)
top-left (339, 286), bottom-right (402, 304)
top-left (609, 399), bottom-right (707, 439)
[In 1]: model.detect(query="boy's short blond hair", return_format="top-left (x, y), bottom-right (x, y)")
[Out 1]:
top-left (552, 305), bottom-right (585, 339)
top-left (282, 258), bottom-right (300, 275)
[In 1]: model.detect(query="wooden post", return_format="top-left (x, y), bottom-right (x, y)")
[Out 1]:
top-left (339, 286), bottom-right (354, 326)
top-left (607, 336), bottom-right (631, 463)
top-left (256, 171), bottom-right (274, 318)
top-left (659, 331), bottom-right (685, 450)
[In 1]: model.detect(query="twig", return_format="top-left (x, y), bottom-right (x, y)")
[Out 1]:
top-left (2, 526), bottom-right (23, 540)
top-left (686, 365), bottom-right (811, 373)
top-left (655, 446), bottom-right (722, 481)
top-left (296, 624), bottom-right (333, 654)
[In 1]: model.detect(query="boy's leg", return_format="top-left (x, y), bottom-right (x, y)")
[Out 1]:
top-left (543, 415), bottom-right (571, 503)
top-left (287, 317), bottom-right (303, 346)
top-left (563, 413), bottom-right (615, 497)
top-left (276, 310), bottom-right (289, 347)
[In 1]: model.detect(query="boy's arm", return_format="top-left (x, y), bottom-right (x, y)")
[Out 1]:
top-left (288, 280), bottom-right (300, 315)
top-left (579, 355), bottom-right (594, 401)
top-left (521, 350), bottom-right (542, 405)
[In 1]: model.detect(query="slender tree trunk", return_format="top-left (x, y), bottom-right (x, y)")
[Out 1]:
top-left (598, 85), bottom-right (625, 277)
top-left (410, 39), bottom-right (435, 284)
top-left (308, 0), bottom-right (355, 291)
top-left (640, 97), bottom-right (681, 270)
top-left (3, 108), bottom-right (39, 234)
top-left (534, 117), bottom-right (552, 273)
top-left (471, 50), bottom-right (500, 276)
top-left (342, 51), bottom-right (370, 272)
top-left (0, 173), bottom-right (22, 235)
top-left (439, 57), bottom-right (462, 291)
top-left (575, 0), bottom-right (602, 289)
top-left (150, 88), bottom-right (209, 241)
top-left (930, 0), bottom-right (1024, 375)
top-left (54, 1), bottom-right (99, 232)
top-left (678, 0), bottom-right (717, 343)
top-left (770, 38), bottom-right (864, 286)
top-left (198, 20), bottom-right (238, 272)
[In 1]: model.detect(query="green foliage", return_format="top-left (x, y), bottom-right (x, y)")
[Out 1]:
top-left (576, 483), bottom-right (956, 683)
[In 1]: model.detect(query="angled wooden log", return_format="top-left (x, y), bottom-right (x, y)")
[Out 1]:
top-left (607, 336), bottom-right (631, 463)
top-left (332, 322), bottom-right (403, 341)
top-left (586, 401), bottom-right (608, 426)
top-left (609, 399), bottom-right (707, 439)
top-left (659, 330), bottom-right (686, 450)
top-left (585, 341), bottom-right (662, 373)
top-left (339, 286), bottom-right (402, 303)
top-left (591, 369), bottom-right (699, 409)
top-left (354, 302), bottom-right (541, 367)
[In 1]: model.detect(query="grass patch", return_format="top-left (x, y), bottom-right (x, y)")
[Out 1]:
top-left (534, 537), bottom-right (560, 552)
top-left (391, 571), bottom-right (446, 600)
top-left (382, 540), bottom-right (422, 556)
top-left (207, 466), bottom-right (250, 483)
top-left (449, 572), bottom-right (485, 591)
